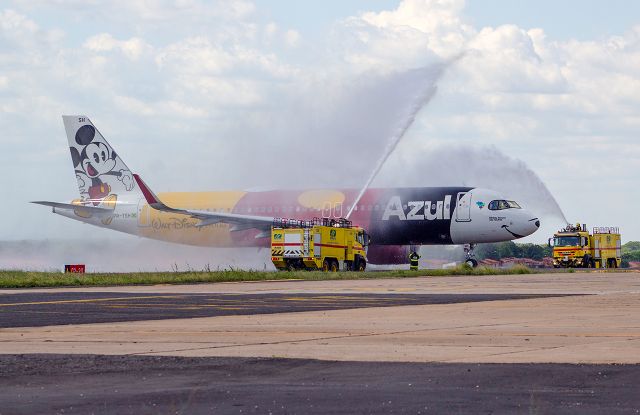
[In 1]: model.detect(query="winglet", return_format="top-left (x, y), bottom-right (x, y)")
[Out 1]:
top-left (133, 174), bottom-right (170, 210)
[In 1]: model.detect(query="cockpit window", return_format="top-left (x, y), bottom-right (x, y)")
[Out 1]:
top-left (507, 201), bottom-right (521, 209)
top-left (488, 200), bottom-right (522, 210)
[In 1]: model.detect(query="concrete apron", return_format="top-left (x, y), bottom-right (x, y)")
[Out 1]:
top-left (1, 291), bottom-right (639, 364)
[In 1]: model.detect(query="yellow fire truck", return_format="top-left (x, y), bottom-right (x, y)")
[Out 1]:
top-left (550, 223), bottom-right (622, 268)
top-left (270, 218), bottom-right (369, 271)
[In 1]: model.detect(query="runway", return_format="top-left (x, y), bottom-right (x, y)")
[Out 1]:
top-left (0, 291), bottom-right (568, 328)
top-left (1, 271), bottom-right (639, 413)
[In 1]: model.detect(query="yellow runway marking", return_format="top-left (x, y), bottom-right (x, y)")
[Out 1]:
top-left (104, 305), bottom-right (201, 310)
top-left (281, 296), bottom-right (394, 302)
top-left (0, 296), bottom-right (181, 307)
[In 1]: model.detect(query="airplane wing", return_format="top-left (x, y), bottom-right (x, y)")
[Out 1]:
top-left (133, 174), bottom-right (274, 235)
top-left (31, 201), bottom-right (114, 217)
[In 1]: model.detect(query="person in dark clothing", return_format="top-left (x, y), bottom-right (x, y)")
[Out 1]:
top-left (409, 250), bottom-right (420, 271)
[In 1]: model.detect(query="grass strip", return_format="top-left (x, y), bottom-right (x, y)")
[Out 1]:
top-left (0, 265), bottom-right (534, 288)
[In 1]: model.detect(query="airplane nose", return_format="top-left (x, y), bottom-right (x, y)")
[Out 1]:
top-left (525, 217), bottom-right (540, 236)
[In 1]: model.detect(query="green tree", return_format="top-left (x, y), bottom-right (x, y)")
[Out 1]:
top-left (519, 243), bottom-right (546, 260)
top-left (497, 241), bottom-right (520, 258)
top-left (476, 243), bottom-right (499, 260)
top-left (623, 241), bottom-right (640, 253)
top-left (475, 242), bottom-right (553, 261)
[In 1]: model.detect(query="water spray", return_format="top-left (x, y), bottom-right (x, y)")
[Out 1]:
top-left (346, 57), bottom-right (461, 219)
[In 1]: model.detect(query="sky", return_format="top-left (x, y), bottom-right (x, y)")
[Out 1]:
top-left (1, 0), bottom-right (639, 246)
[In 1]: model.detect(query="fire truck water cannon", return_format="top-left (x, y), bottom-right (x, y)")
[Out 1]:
top-left (549, 223), bottom-right (622, 269)
top-left (270, 217), bottom-right (369, 272)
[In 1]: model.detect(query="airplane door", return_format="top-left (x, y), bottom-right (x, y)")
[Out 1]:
top-left (455, 192), bottom-right (471, 222)
top-left (333, 202), bottom-right (343, 218)
top-left (322, 202), bottom-right (331, 218)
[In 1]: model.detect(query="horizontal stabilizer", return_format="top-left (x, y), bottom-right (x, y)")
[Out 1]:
top-left (31, 201), bottom-right (113, 217)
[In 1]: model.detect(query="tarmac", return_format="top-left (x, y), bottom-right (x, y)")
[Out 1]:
top-left (1, 271), bottom-right (639, 413)
top-left (2, 354), bottom-right (638, 414)
top-left (1, 271), bottom-right (639, 363)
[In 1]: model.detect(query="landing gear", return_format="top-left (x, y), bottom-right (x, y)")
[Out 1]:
top-left (465, 258), bottom-right (478, 268)
top-left (464, 243), bottom-right (478, 268)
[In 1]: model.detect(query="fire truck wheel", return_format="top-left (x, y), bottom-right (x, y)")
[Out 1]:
top-left (322, 259), bottom-right (330, 272)
top-left (330, 260), bottom-right (339, 272)
top-left (582, 255), bottom-right (592, 268)
top-left (357, 260), bottom-right (366, 272)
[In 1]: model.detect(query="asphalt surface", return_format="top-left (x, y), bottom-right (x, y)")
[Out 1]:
top-left (0, 292), bottom-right (571, 328)
top-left (0, 354), bottom-right (638, 414)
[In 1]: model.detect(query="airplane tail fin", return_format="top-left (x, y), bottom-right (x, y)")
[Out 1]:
top-left (62, 115), bottom-right (141, 205)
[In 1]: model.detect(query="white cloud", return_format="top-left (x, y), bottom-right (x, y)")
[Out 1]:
top-left (113, 95), bottom-right (154, 116)
top-left (284, 29), bottom-right (300, 47)
top-left (0, 8), bottom-right (37, 35)
top-left (265, 22), bottom-right (278, 38)
top-left (155, 36), bottom-right (294, 78)
top-left (84, 33), bottom-right (152, 60)
top-left (335, 0), bottom-right (473, 71)
top-left (109, 0), bottom-right (256, 21)
top-left (462, 25), bottom-right (568, 93)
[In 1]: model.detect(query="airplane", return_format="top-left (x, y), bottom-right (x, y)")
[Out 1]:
top-left (33, 116), bottom-right (540, 267)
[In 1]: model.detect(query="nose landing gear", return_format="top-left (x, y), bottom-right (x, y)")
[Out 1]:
top-left (464, 243), bottom-right (478, 268)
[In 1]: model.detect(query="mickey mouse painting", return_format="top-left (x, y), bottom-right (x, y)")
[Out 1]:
top-left (70, 124), bottom-right (134, 207)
